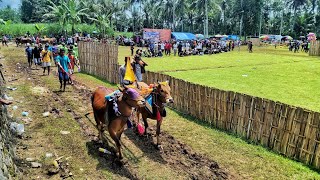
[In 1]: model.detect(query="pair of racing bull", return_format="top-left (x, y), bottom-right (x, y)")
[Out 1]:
top-left (91, 81), bottom-right (173, 160)
top-left (15, 37), bottom-right (56, 46)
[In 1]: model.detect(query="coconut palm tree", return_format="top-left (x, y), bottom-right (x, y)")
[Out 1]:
top-left (176, 0), bottom-right (188, 31)
top-left (63, 0), bottom-right (89, 34)
top-left (43, 0), bottom-right (67, 33)
top-left (288, 0), bottom-right (307, 33)
top-left (89, 14), bottom-right (110, 38)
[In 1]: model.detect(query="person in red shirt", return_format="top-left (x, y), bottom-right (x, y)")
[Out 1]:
top-left (165, 42), bottom-right (172, 56)
top-left (36, 36), bottom-right (40, 45)
top-left (67, 49), bottom-right (76, 84)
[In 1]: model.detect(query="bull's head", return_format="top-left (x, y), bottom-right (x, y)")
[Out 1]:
top-left (156, 80), bottom-right (174, 104)
top-left (119, 86), bottom-right (145, 108)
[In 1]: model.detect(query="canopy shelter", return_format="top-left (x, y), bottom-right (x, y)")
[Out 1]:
top-left (195, 34), bottom-right (205, 39)
top-left (284, 36), bottom-right (293, 40)
top-left (171, 32), bottom-right (196, 40)
top-left (228, 35), bottom-right (239, 40)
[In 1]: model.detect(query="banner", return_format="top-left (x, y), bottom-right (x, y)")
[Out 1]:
top-left (143, 28), bottom-right (172, 42)
top-left (143, 31), bottom-right (160, 42)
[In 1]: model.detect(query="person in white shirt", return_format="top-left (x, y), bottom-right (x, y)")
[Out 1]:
top-left (154, 42), bottom-right (159, 56)
top-left (173, 43), bottom-right (178, 56)
top-left (67, 37), bottom-right (73, 45)
top-left (161, 42), bottom-right (165, 52)
top-left (186, 42), bottom-right (190, 52)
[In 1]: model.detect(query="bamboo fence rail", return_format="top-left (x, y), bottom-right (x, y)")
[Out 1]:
top-left (78, 41), bottom-right (119, 84)
top-left (309, 41), bottom-right (320, 56)
top-left (79, 41), bottom-right (320, 169)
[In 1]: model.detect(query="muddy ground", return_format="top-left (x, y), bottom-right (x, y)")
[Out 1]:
top-left (0, 47), bottom-right (232, 179)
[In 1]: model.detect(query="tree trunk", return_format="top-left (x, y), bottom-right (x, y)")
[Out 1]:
top-left (72, 23), bottom-right (75, 35)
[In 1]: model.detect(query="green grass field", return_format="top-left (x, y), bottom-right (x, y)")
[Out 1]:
top-left (118, 45), bottom-right (320, 112)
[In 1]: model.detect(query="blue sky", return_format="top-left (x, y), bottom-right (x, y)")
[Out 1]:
top-left (0, 0), bottom-right (20, 9)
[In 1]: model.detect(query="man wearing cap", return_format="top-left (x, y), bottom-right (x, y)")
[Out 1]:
top-left (25, 43), bottom-right (33, 68)
top-left (41, 44), bottom-right (53, 75)
top-left (56, 49), bottom-right (71, 91)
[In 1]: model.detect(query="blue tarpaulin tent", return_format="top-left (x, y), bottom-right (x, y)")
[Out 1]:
top-left (227, 35), bottom-right (239, 40)
top-left (171, 32), bottom-right (196, 40)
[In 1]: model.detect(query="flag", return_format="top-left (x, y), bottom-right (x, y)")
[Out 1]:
top-left (124, 57), bottom-right (136, 82)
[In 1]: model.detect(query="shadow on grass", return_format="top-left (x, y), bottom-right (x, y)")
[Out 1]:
top-left (85, 140), bottom-right (139, 180)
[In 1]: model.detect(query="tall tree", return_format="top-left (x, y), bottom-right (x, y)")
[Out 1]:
top-left (63, 0), bottom-right (88, 34)
top-left (43, 0), bottom-right (67, 34)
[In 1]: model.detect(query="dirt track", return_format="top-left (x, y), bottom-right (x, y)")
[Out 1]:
top-left (1, 46), bottom-right (232, 179)
top-left (69, 72), bottom-right (229, 179)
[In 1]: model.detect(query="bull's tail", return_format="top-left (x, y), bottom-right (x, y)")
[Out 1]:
top-left (85, 94), bottom-right (94, 117)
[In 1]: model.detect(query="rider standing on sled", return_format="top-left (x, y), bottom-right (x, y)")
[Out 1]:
top-left (133, 49), bottom-right (147, 82)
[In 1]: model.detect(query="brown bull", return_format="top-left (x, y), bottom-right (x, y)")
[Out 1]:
top-left (91, 86), bottom-right (145, 159)
top-left (136, 81), bottom-right (173, 149)
top-left (41, 38), bottom-right (56, 44)
top-left (15, 37), bottom-right (32, 47)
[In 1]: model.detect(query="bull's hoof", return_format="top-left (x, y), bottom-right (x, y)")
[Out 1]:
top-left (114, 157), bottom-right (126, 167)
top-left (155, 144), bottom-right (163, 151)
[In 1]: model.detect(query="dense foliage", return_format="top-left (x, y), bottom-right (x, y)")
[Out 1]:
top-left (0, 0), bottom-right (319, 38)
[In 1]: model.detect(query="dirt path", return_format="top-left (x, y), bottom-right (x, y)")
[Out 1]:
top-left (1, 46), bottom-right (231, 179)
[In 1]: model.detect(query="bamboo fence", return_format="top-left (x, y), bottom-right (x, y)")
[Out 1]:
top-left (79, 41), bottom-right (320, 169)
top-left (309, 41), bottom-right (320, 56)
top-left (78, 41), bottom-right (119, 84)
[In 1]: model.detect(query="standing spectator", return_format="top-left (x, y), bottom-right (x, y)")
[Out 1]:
top-left (134, 49), bottom-right (146, 82)
top-left (59, 36), bottom-right (65, 44)
top-left (2, 35), bottom-right (8, 47)
top-left (160, 41), bottom-right (165, 54)
top-left (56, 49), bottom-right (71, 91)
top-left (67, 36), bottom-right (73, 45)
top-left (186, 41), bottom-right (190, 52)
top-left (36, 36), bottom-right (40, 45)
top-left (41, 44), bottom-right (53, 75)
top-left (119, 57), bottom-right (127, 85)
top-left (32, 44), bottom-right (41, 69)
top-left (173, 42), bottom-right (178, 56)
top-left (178, 42), bottom-right (183, 56)
top-left (130, 41), bottom-right (135, 56)
top-left (154, 42), bottom-right (159, 57)
top-left (149, 42), bottom-right (155, 57)
top-left (25, 43), bottom-right (33, 68)
top-left (141, 39), bottom-right (145, 49)
top-left (248, 41), bottom-right (253, 53)
top-left (31, 36), bottom-right (36, 44)
top-left (67, 49), bottom-right (76, 84)
top-left (51, 43), bottom-right (59, 64)
top-left (165, 42), bottom-right (172, 56)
